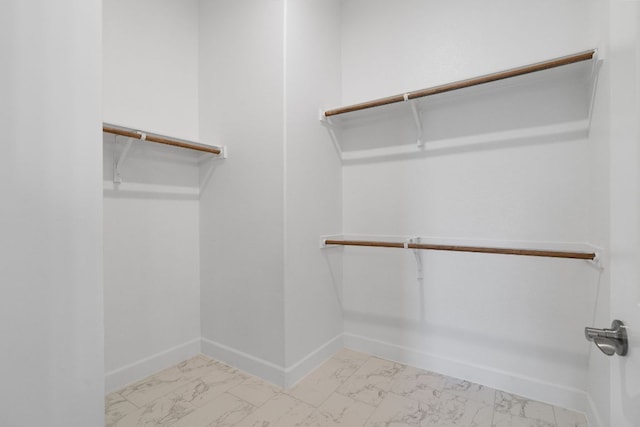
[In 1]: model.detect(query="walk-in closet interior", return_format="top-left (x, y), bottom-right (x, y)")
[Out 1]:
top-left (3, 0), bottom-right (639, 426)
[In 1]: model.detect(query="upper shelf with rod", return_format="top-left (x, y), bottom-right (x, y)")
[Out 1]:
top-left (103, 123), bottom-right (226, 156)
top-left (103, 122), bottom-right (227, 185)
top-left (320, 50), bottom-right (601, 161)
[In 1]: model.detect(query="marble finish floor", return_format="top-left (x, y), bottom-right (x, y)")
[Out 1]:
top-left (106, 349), bottom-right (588, 427)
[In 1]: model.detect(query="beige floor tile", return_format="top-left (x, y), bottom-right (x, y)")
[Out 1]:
top-left (554, 406), bottom-right (588, 427)
top-left (301, 392), bottom-right (376, 426)
top-left (170, 367), bottom-right (248, 409)
top-left (364, 392), bottom-right (430, 426)
top-left (494, 391), bottom-right (555, 424)
top-left (492, 411), bottom-right (555, 427)
top-left (423, 391), bottom-right (493, 427)
top-left (228, 375), bottom-right (282, 407)
top-left (106, 392), bottom-right (138, 427)
top-left (442, 377), bottom-right (496, 406)
top-left (288, 355), bottom-right (368, 406)
top-left (390, 366), bottom-right (445, 403)
top-left (174, 392), bottom-right (255, 427)
top-left (333, 348), bottom-right (371, 364)
top-left (234, 394), bottom-right (314, 427)
top-left (119, 356), bottom-right (221, 407)
top-left (111, 392), bottom-right (197, 427)
top-left (337, 357), bottom-right (405, 406)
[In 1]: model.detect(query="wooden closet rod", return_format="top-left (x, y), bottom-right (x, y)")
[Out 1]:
top-left (324, 50), bottom-right (596, 117)
top-left (103, 125), bottom-right (221, 155)
top-left (324, 239), bottom-right (596, 260)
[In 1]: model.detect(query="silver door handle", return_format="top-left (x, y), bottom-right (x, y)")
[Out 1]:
top-left (585, 320), bottom-right (628, 356)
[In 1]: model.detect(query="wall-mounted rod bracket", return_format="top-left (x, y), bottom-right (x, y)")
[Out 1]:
top-left (589, 252), bottom-right (603, 270)
top-left (405, 95), bottom-right (424, 147)
top-left (199, 145), bottom-right (228, 163)
top-left (320, 235), bottom-right (345, 249)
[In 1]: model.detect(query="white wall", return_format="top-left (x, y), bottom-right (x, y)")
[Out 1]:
top-left (198, 0), bottom-right (287, 382)
top-left (341, 0), bottom-right (592, 106)
top-left (339, 0), bottom-right (602, 411)
top-left (198, 0), bottom-right (346, 386)
top-left (284, 0), bottom-right (344, 380)
top-left (0, 1), bottom-right (104, 426)
top-left (103, 0), bottom-right (199, 140)
top-left (103, 0), bottom-right (202, 392)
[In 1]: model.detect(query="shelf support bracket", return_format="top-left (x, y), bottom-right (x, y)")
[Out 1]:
top-left (405, 95), bottom-right (424, 147)
top-left (410, 237), bottom-right (427, 321)
top-left (113, 135), bottom-right (136, 184)
top-left (587, 52), bottom-right (604, 128)
top-left (409, 237), bottom-right (424, 282)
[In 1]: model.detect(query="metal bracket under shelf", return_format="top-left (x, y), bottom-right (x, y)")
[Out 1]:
top-left (406, 96), bottom-right (425, 147)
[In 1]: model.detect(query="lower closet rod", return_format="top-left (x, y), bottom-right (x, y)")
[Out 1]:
top-left (323, 239), bottom-right (596, 260)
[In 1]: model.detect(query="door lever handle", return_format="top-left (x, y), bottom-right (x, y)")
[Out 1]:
top-left (585, 320), bottom-right (628, 356)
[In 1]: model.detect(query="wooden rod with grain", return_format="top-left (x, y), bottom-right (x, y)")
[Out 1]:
top-left (103, 126), bottom-right (221, 155)
top-left (324, 239), bottom-right (596, 260)
top-left (324, 50), bottom-right (595, 117)
top-left (324, 239), bottom-right (406, 249)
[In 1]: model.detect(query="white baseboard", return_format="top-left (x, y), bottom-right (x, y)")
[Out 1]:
top-left (585, 394), bottom-right (605, 427)
top-left (105, 338), bottom-right (201, 393)
top-left (344, 333), bottom-right (588, 413)
top-left (200, 337), bottom-right (287, 386)
top-left (284, 334), bottom-right (344, 388)
top-left (200, 334), bottom-right (344, 388)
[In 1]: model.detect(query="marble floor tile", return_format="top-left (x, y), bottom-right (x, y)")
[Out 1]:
top-left (234, 394), bottom-right (314, 427)
top-left (228, 375), bottom-right (283, 407)
top-left (300, 392), bottom-right (376, 426)
top-left (119, 356), bottom-right (221, 407)
top-left (390, 366), bottom-right (446, 403)
top-left (336, 357), bottom-right (405, 406)
top-left (288, 355), bottom-right (369, 407)
top-left (170, 367), bottom-right (248, 409)
top-left (173, 392), bottom-right (255, 427)
top-left (442, 377), bottom-right (496, 406)
top-left (423, 391), bottom-right (493, 427)
top-left (106, 392), bottom-right (138, 427)
top-left (554, 406), bottom-right (588, 427)
top-left (110, 392), bottom-right (197, 427)
top-left (364, 392), bottom-right (430, 426)
top-left (492, 411), bottom-right (555, 427)
top-left (333, 348), bottom-right (371, 365)
top-left (494, 391), bottom-right (556, 425)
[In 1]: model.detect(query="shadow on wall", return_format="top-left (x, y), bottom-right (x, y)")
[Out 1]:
top-left (343, 308), bottom-right (589, 371)
top-left (619, 358), bottom-right (640, 424)
top-left (341, 121), bottom-right (589, 166)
